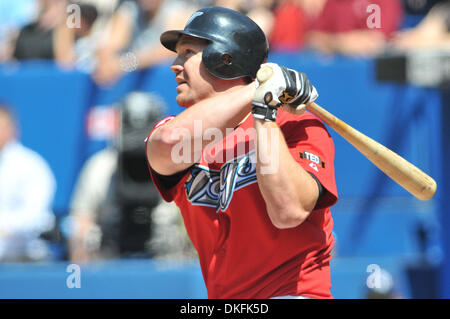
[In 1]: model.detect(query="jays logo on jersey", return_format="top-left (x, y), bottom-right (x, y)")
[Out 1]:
top-left (185, 150), bottom-right (258, 212)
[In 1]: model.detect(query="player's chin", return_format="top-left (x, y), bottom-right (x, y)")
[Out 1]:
top-left (176, 94), bottom-right (194, 108)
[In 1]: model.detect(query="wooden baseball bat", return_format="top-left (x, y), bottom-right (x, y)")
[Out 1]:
top-left (256, 66), bottom-right (437, 201)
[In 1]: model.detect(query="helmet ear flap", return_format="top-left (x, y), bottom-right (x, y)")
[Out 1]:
top-left (202, 43), bottom-right (245, 80)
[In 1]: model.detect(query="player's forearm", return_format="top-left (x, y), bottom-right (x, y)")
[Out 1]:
top-left (168, 82), bottom-right (255, 133)
top-left (254, 119), bottom-right (319, 229)
top-left (148, 83), bottom-right (255, 175)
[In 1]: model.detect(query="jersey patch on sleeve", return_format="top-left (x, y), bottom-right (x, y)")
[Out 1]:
top-left (300, 151), bottom-right (325, 168)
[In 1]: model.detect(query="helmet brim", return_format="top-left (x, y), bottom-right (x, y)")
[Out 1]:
top-left (160, 30), bottom-right (212, 52)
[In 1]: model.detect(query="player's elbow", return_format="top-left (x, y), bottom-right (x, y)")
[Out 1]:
top-left (148, 126), bottom-right (182, 158)
top-left (149, 125), bottom-right (181, 148)
top-left (267, 205), bottom-right (310, 229)
top-left (146, 126), bottom-right (181, 171)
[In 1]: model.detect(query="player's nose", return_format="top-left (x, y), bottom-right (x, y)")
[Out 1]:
top-left (170, 64), bottom-right (183, 76)
top-left (170, 57), bottom-right (184, 75)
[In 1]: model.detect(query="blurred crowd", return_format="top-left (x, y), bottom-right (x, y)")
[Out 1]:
top-left (0, 0), bottom-right (448, 84)
top-left (0, 0), bottom-right (448, 264)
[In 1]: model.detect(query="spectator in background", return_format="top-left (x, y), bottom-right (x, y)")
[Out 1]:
top-left (0, 0), bottom-right (38, 61)
top-left (391, 1), bottom-right (450, 50)
top-left (93, 0), bottom-right (197, 86)
top-left (68, 130), bottom-right (117, 262)
top-left (269, 0), bottom-right (328, 52)
top-left (306, 0), bottom-right (404, 57)
top-left (0, 105), bottom-right (56, 262)
top-left (76, 0), bottom-right (118, 26)
top-left (68, 92), bottom-right (196, 262)
top-left (11, 0), bottom-right (68, 61)
top-left (54, 2), bottom-right (101, 72)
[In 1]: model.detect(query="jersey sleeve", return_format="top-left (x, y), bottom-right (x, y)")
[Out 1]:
top-left (145, 116), bottom-right (188, 202)
top-left (279, 111), bottom-right (338, 209)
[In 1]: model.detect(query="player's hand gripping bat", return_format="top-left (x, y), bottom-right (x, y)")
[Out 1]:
top-left (255, 65), bottom-right (437, 201)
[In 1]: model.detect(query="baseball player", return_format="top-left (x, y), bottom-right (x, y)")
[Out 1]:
top-left (146, 7), bottom-right (338, 299)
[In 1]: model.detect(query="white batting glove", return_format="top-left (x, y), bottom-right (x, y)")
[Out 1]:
top-left (252, 62), bottom-right (318, 121)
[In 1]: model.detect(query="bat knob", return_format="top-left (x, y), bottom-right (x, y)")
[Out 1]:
top-left (256, 66), bottom-right (273, 83)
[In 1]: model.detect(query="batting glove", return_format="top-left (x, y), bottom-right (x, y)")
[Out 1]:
top-left (252, 62), bottom-right (318, 122)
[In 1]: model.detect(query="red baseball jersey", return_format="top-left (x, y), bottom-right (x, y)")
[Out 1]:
top-left (146, 109), bottom-right (338, 298)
